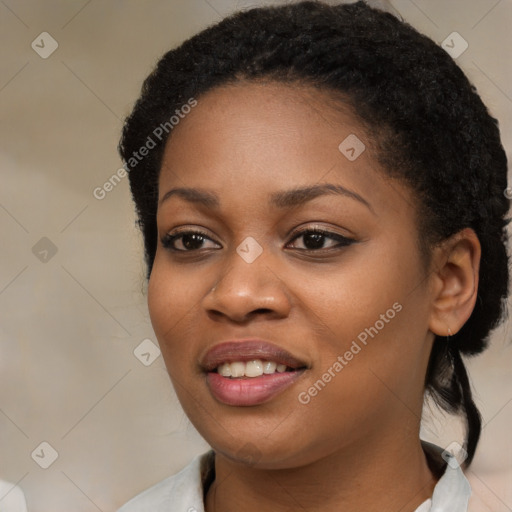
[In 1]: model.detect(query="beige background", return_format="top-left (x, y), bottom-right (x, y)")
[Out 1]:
top-left (0, 0), bottom-right (511, 510)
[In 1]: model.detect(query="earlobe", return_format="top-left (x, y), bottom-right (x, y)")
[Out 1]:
top-left (428, 228), bottom-right (481, 337)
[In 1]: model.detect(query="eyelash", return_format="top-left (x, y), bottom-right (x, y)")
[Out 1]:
top-left (160, 227), bottom-right (355, 254)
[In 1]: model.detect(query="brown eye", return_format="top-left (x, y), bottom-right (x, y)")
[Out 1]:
top-left (161, 230), bottom-right (220, 252)
top-left (287, 228), bottom-right (355, 251)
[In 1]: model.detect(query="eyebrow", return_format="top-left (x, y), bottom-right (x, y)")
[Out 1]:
top-left (159, 183), bottom-right (375, 214)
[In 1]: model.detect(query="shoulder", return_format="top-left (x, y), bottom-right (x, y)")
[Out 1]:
top-left (0, 480), bottom-right (28, 512)
top-left (117, 452), bottom-right (211, 512)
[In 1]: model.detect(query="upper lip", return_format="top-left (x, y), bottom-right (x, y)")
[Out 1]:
top-left (200, 339), bottom-right (308, 372)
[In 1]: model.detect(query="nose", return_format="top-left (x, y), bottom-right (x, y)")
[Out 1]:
top-left (202, 245), bottom-right (292, 323)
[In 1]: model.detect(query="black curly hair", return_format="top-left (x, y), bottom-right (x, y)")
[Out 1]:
top-left (118, 0), bottom-right (510, 468)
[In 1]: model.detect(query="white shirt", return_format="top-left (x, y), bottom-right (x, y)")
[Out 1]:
top-left (0, 480), bottom-right (28, 512)
top-left (117, 448), bottom-right (471, 512)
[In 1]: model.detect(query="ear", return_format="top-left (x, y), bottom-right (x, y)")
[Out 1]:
top-left (428, 228), bottom-right (481, 337)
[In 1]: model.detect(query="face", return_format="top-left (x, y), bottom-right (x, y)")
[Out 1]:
top-left (148, 81), bottom-right (437, 469)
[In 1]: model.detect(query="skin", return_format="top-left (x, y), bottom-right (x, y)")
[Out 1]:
top-left (147, 81), bottom-right (481, 512)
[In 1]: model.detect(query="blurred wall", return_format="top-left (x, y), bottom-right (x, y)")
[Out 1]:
top-left (0, 0), bottom-right (511, 510)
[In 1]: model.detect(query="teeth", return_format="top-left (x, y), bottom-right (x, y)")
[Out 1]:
top-left (218, 363), bottom-right (232, 377)
top-left (245, 360), bottom-right (263, 377)
top-left (230, 362), bottom-right (245, 378)
top-left (262, 361), bottom-right (277, 374)
top-left (216, 360), bottom-right (292, 378)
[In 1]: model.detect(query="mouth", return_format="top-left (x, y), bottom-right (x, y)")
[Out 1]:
top-left (201, 340), bottom-right (308, 406)
top-left (216, 360), bottom-right (298, 378)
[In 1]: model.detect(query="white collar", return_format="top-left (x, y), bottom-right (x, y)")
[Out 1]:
top-left (117, 448), bottom-right (471, 512)
top-left (0, 480), bottom-right (28, 512)
top-left (415, 450), bottom-right (471, 512)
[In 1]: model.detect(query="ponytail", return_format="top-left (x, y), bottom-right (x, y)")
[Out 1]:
top-left (450, 346), bottom-right (482, 467)
top-left (424, 337), bottom-right (482, 468)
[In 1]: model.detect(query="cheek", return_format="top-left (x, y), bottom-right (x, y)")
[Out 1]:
top-left (298, 239), bottom-right (429, 398)
top-left (299, 245), bottom-right (411, 353)
top-left (147, 257), bottom-right (200, 365)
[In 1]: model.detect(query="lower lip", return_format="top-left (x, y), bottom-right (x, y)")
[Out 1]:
top-left (206, 370), bottom-right (304, 406)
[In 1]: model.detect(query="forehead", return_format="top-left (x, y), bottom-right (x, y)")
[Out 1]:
top-left (158, 80), bottom-right (414, 219)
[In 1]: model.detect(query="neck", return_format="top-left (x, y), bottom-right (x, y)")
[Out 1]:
top-left (205, 433), bottom-right (439, 512)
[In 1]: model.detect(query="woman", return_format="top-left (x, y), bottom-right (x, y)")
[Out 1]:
top-left (116, 1), bottom-right (510, 510)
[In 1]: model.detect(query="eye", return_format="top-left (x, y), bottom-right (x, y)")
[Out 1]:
top-left (286, 227), bottom-right (355, 252)
top-left (160, 226), bottom-right (356, 254)
top-left (161, 229), bottom-right (220, 252)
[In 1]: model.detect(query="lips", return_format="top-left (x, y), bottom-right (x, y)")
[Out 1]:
top-left (201, 339), bottom-right (308, 406)
top-left (201, 339), bottom-right (307, 372)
